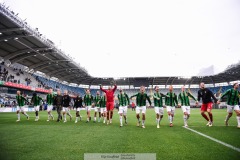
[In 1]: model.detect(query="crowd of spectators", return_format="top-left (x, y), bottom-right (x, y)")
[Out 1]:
top-left (0, 63), bottom-right (8, 81)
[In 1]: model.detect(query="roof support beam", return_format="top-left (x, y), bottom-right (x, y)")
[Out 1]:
top-left (0, 34), bottom-right (32, 42)
top-left (170, 77), bottom-right (177, 85)
top-left (208, 76), bottom-right (215, 87)
top-left (35, 63), bottom-right (61, 71)
top-left (0, 27), bottom-right (24, 33)
top-left (4, 47), bottom-right (50, 60)
top-left (165, 77), bottom-right (171, 87)
top-left (10, 51), bottom-right (54, 64)
top-left (29, 59), bottom-right (70, 70)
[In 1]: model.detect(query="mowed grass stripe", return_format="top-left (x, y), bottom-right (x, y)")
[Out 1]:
top-left (0, 109), bottom-right (240, 160)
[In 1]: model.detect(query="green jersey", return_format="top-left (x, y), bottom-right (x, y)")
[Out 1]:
top-left (84, 94), bottom-right (93, 106)
top-left (31, 96), bottom-right (43, 106)
top-left (165, 92), bottom-right (178, 106)
top-left (220, 89), bottom-right (240, 105)
top-left (100, 96), bottom-right (106, 108)
top-left (130, 93), bottom-right (140, 106)
top-left (46, 94), bottom-right (54, 105)
top-left (153, 92), bottom-right (167, 107)
top-left (16, 95), bottom-right (27, 107)
top-left (131, 93), bottom-right (151, 106)
top-left (94, 95), bottom-right (101, 107)
top-left (178, 91), bottom-right (197, 106)
top-left (117, 92), bottom-right (130, 106)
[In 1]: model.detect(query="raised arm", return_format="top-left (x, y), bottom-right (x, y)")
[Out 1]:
top-left (100, 85), bottom-right (106, 93)
top-left (112, 84), bottom-right (117, 92)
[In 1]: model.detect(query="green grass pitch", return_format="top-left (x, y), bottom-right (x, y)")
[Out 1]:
top-left (0, 108), bottom-right (239, 160)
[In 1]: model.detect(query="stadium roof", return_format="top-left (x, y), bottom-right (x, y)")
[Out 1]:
top-left (0, 4), bottom-right (239, 87)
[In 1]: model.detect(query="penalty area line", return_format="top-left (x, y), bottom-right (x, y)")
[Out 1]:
top-left (183, 126), bottom-right (240, 153)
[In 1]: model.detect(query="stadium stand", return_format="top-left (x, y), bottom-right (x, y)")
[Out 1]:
top-left (0, 3), bottom-right (239, 109)
top-left (0, 63), bottom-right (39, 87)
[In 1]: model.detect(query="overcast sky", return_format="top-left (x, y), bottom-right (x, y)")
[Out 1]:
top-left (1, 0), bottom-right (240, 78)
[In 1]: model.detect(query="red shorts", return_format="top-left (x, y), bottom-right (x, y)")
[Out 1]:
top-left (106, 102), bottom-right (114, 111)
top-left (201, 102), bottom-right (213, 111)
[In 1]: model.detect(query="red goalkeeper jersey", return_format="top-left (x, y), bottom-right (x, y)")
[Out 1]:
top-left (100, 85), bottom-right (117, 102)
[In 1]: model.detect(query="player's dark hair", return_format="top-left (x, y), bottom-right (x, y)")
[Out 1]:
top-left (233, 83), bottom-right (238, 87)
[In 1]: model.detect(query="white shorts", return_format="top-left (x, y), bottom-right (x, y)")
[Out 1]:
top-left (62, 107), bottom-right (70, 112)
top-left (181, 106), bottom-right (190, 114)
top-left (154, 107), bottom-right (164, 115)
top-left (166, 106), bottom-right (175, 114)
top-left (118, 106), bottom-right (128, 114)
top-left (227, 105), bottom-right (239, 113)
top-left (47, 105), bottom-right (53, 112)
top-left (136, 106), bottom-right (146, 114)
top-left (16, 106), bottom-right (25, 112)
top-left (34, 106), bottom-right (40, 112)
top-left (94, 107), bottom-right (100, 112)
top-left (86, 106), bottom-right (92, 112)
top-left (76, 108), bottom-right (82, 112)
top-left (100, 107), bottom-right (107, 114)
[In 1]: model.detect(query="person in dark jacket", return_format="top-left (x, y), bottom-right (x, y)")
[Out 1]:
top-left (54, 90), bottom-right (63, 122)
top-left (62, 90), bottom-right (72, 123)
top-left (74, 94), bottom-right (83, 123)
top-left (197, 82), bottom-right (220, 127)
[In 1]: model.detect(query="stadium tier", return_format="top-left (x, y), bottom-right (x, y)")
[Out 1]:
top-left (0, 61), bottom-right (234, 109)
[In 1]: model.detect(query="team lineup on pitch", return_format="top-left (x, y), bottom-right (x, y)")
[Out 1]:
top-left (15, 82), bottom-right (240, 129)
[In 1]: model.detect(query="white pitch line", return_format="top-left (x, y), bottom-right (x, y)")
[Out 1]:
top-left (189, 125), bottom-right (235, 127)
top-left (183, 126), bottom-right (240, 153)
